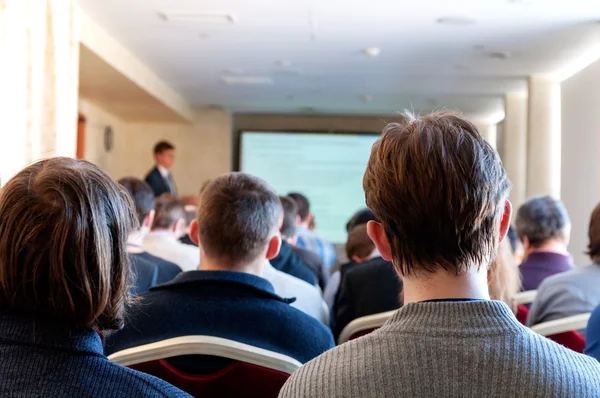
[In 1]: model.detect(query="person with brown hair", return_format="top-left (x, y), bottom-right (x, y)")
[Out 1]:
top-left (0, 158), bottom-right (189, 397)
top-left (105, 172), bottom-right (334, 364)
top-left (142, 196), bottom-right (199, 272)
top-left (145, 140), bottom-right (177, 197)
top-left (280, 111), bottom-right (600, 398)
top-left (529, 200), bottom-right (600, 329)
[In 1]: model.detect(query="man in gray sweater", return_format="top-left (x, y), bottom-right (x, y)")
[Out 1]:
top-left (279, 111), bottom-right (600, 398)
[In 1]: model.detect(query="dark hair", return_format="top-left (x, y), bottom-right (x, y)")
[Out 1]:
top-left (198, 173), bottom-right (281, 266)
top-left (346, 208), bottom-right (378, 232)
top-left (288, 192), bottom-right (310, 222)
top-left (118, 177), bottom-right (155, 225)
top-left (280, 196), bottom-right (298, 239)
top-left (0, 157), bottom-right (136, 331)
top-left (154, 141), bottom-right (175, 155)
top-left (587, 202), bottom-right (600, 264)
top-left (363, 110), bottom-right (510, 276)
top-left (515, 196), bottom-right (570, 248)
top-left (346, 224), bottom-right (375, 261)
top-left (152, 197), bottom-right (185, 230)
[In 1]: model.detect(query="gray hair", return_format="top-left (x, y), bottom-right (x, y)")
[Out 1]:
top-left (515, 196), bottom-right (570, 248)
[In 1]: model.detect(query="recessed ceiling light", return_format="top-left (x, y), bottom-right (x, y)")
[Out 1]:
top-left (489, 51), bottom-right (512, 60)
top-left (221, 76), bottom-right (273, 85)
top-left (364, 47), bottom-right (381, 58)
top-left (436, 16), bottom-right (478, 25)
top-left (159, 11), bottom-right (235, 24)
top-left (275, 60), bottom-right (292, 67)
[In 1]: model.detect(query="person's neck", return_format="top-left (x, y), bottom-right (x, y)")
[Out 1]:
top-left (198, 257), bottom-right (265, 277)
top-left (127, 230), bottom-right (145, 253)
top-left (402, 265), bottom-right (490, 304)
top-left (526, 241), bottom-right (569, 257)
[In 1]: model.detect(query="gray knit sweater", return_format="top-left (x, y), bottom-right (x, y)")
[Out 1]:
top-left (280, 301), bottom-right (600, 397)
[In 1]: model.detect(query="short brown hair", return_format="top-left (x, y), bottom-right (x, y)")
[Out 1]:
top-left (280, 196), bottom-right (298, 239)
top-left (119, 177), bottom-right (155, 225)
top-left (363, 111), bottom-right (510, 276)
top-left (587, 202), bottom-right (600, 264)
top-left (288, 192), bottom-right (310, 222)
top-left (154, 140), bottom-right (175, 155)
top-left (0, 158), bottom-right (136, 331)
top-left (152, 197), bottom-right (185, 229)
top-left (345, 224), bottom-right (375, 261)
top-left (198, 172), bottom-right (281, 266)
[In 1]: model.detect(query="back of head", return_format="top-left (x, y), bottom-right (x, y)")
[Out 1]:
top-left (363, 111), bottom-right (510, 276)
top-left (488, 239), bottom-right (521, 313)
top-left (345, 224), bottom-right (376, 262)
top-left (152, 197), bottom-right (185, 230)
top-left (0, 158), bottom-right (135, 331)
top-left (118, 177), bottom-right (155, 225)
top-left (587, 201), bottom-right (600, 264)
top-left (346, 208), bottom-right (378, 232)
top-left (198, 173), bottom-right (281, 266)
top-left (280, 196), bottom-right (298, 240)
top-left (515, 196), bottom-right (570, 248)
top-left (288, 192), bottom-right (310, 222)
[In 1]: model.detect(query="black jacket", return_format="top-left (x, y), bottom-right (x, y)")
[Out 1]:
top-left (270, 241), bottom-right (317, 286)
top-left (291, 245), bottom-right (328, 290)
top-left (333, 257), bottom-right (403, 339)
top-left (144, 167), bottom-right (173, 197)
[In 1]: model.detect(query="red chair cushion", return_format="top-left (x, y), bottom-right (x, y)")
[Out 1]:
top-left (131, 359), bottom-right (290, 398)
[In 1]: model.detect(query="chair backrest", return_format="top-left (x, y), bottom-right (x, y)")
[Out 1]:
top-left (338, 310), bottom-right (396, 344)
top-left (109, 336), bottom-right (302, 397)
top-left (514, 290), bottom-right (538, 305)
top-left (529, 312), bottom-right (591, 353)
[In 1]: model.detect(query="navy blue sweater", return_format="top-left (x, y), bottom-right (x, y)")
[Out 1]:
top-left (105, 270), bottom-right (334, 363)
top-left (0, 314), bottom-right (189, 397)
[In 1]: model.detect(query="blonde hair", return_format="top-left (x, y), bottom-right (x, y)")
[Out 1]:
top-left (488, 239), bottom-right (521, 313)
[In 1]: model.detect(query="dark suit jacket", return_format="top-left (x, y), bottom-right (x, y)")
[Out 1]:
top-left (333, 257), bottom-right (403, 339)
top-left (104, 271), bottom-right (334, 365)
top-left (270, 241), bottom-right (317, 286)
top-left (145, 167), bottom-right (172, 197)
top-left (291, 245), bottom-right (328, 290)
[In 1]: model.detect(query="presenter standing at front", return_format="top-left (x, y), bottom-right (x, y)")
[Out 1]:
top-left (145, 141), bottom-right (177, 197)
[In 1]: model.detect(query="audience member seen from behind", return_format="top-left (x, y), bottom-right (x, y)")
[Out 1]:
top-left (345, 208), bottom-right (378, 233)
top-left (119, 177), bottom-right (183, 293)
top-left (145, 141), bottom-right (177, 197)
top-left (488, 240), bottom-right (522, 314)
top-left (516, 196), bottom-right (572, 291)
top-left (273, 196), bottom-right (324, 288)
top-left (288, 192), bottom-right (337, 270)
top-left (0, 158), bottom-right (189, 398)
top-left (332, 224), bottom-right (402, 338)
top-left (142, 197), bottom-right (200, 272)
top-left (324, 222), bottom-right (377, 310)
top-left (528, 201), bottom-right (600, 330)
top-left (280, 111), bottom-right (600, 398)
top-left (105, 172), bottom-right (334, 363)
top-left (179, 204), bottom-right (199, 247)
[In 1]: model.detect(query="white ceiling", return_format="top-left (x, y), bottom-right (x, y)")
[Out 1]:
top-left (77, 0), bottom-right (600, 122)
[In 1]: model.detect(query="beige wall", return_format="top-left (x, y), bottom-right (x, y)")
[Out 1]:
top-left (234, 113), bottom-right (403, 134)
top-left (80, 98), bottom-right (233, 195)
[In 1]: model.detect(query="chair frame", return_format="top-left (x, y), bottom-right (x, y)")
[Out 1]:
top-left (530, 313), bottom-right (591, 336)
top-left (108, 335), bottom-right (302, 375)
top-left (337, 310), bottom-right (396, 344)
top-left (514, 290), bottom-right (538, 305)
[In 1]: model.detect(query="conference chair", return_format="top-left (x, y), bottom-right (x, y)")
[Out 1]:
top-left (338, 310), bottom-right (396, 344)
top-left (109, 336), bottom-right (302, 397)
top-left (529, 312), bottom-right (591, 353)
top-left (514, 290), bottom-right (538, 305)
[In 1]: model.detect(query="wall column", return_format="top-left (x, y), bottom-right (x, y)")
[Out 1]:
top-left (503, 92), bottom-right (528, 210)
top-left (527, 75), bottom-right (561, 198)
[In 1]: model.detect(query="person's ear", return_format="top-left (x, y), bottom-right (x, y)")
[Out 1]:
top-left (189, 220), bottom-right (200, 245)
top-left (266, 234), bottom-right (282, 260)
top-left (367, 221), bottom-right (393, 261)
top-left (143, 209), bottom-right (155, 229)
top-left (499, 199), bottom-right (512, 243)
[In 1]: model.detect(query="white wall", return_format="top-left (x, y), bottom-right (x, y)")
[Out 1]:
top-left (561, 60), bottom-right (600, 265)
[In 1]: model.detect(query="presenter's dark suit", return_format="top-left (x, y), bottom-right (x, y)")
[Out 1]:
top-left (333, 257), bottom-right (403, 339)
top-left (145, 166), bottom-right (173, 197)
top-left (104, 271), bottom-right (334, 367)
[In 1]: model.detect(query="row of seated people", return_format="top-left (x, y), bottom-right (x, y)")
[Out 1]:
top-left (2, 111), bottom-right (600, 397)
